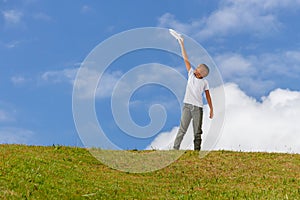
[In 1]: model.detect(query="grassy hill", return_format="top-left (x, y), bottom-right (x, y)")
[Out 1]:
top-left (1, 144), bottom-right (300, 199)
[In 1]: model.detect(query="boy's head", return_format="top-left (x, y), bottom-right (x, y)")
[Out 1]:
top-left (194, 64), bottom-right (209, 79)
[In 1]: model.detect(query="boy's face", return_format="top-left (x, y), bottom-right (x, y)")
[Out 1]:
top-left (194, 69), bottom-right (203, 79)
top-left (194, 65), bottom-right (208, 79)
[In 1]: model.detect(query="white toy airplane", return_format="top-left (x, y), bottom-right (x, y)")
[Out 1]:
top-left (169, 29), bottom-right (183, 42)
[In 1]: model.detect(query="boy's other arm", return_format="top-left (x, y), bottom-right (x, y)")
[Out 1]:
top-left (205, 90), bottom-right (214, 119)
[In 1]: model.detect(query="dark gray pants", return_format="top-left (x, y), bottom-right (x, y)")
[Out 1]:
top-left (173, 103), bottom-right (203, 150)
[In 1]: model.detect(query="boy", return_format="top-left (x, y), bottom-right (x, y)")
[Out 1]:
top-left (173, 36), bottom-right (213, 151)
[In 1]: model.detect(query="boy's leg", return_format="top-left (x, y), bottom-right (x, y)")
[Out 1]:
top-left (192, 106), bottom-right (203, 150)
top-left (173, 104), bottom-right (192, 150)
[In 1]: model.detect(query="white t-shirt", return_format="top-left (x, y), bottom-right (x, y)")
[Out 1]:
top-left (183, 68), bottom-right (209, 108)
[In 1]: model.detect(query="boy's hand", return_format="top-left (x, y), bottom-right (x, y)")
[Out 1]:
top-left (178, 37), bottom-right (184, 47)
top-left (169, 29), bottom-right (183, 43)
top-left (209, 109), bottom-right (214, 119)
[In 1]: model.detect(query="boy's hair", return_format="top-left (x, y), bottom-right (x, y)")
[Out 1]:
top-left (197, 64), bottom-right (209, 77)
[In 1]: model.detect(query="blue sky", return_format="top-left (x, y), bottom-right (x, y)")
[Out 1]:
top-left (1, 0), bottom-right (300, 152)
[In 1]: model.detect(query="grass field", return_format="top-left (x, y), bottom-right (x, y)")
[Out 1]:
top-left (1, 144), bottom-right (300, 199)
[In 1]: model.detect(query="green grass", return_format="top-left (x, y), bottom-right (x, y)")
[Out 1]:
top-left (1, 144), bottom-right (300, 199)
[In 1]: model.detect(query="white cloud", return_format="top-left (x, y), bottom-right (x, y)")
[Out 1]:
top-left (73, 68), bottom-right (123, 99)
top-left (11, 75), bottom-right (27, 85)
top-left (0, 102), bottom-right (16, 123)
top-left (215, 53), bottom-right (271, 96)
top-left (147, 83), bottom-right (300, 153)
top-left (0, 127), bottom-right (35, 144)
top-left (2, 9), bottom-right (52, 28)
top-left (196, 0), bottom-right (280, 39)
top-left (158, 0), bottom-right (300, 40)
top-left (97, 70), bottom-right (123, 98)
top-left (214, 50), bottom-right (300, 96)
top-left (158, 13), bottom-right (203, 38)
top-left (262, 0), bottom-right (300, 9)
top-left (158, 13), bottom-right (203, 36)
top-left (42, 67), bottom-right (123, 99)
top-left (0, 110), bottom-right (12, 122)
top-left (0, 104), bottom-right (34, 144)
top-left (2, 10), bottom-right (23, 25)
top-left (41, 68), bottom-right (78, 84)
top-left (81, 5), bottom-right (92, 14)
top-left (215, 53), bottom-right (255, 79)
top-left (285, 51), bottom-right (300, 62)
top-left (72, 63), bottom-right (186, 100)
top-left (5, 40), bottom-right (22, 48)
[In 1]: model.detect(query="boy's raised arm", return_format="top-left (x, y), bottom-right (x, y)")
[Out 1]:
top-left (179, 39), bottom-right (191, 72)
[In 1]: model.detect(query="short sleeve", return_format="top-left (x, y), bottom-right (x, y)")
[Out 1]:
top-left (188, 68), bottom-right (193, 77)
top-left (204, 79), bottom-right (209, 90)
